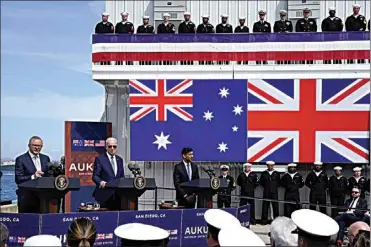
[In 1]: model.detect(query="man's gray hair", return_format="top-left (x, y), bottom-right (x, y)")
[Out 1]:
top-left (106, 137), bottom-right (118, 143)
top-left (270, 216), bottom-right (298, 247)
top-left (0, 223), bottom-right (9, 246)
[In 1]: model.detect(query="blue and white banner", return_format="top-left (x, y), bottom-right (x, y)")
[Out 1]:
top-left (237, 204), bottom-right (251, 228)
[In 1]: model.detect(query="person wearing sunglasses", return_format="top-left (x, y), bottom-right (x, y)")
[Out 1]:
top-left (334, 187), bottom-right (368, 246)
top-left (92, 137), bottom-right (125, 210)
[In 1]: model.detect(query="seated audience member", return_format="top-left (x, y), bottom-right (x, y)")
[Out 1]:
top-left (114, 223), bottom-right (169, 247)
top-left (67, 218), bottom-right (97, 247)
top-left (335, 187), bottom-right (368, 245)
top-left (24, 235), bottom-right (61, 247)
top-left (270, 217), bottom-right (298, 246)
top-left (218, 226), bottom-right (266, 246)
top-left (362, 211), bottom-right (370, 225)
top-left (348, 221), bottom-right (370, 246)
top-left (204, 209), bottom-right (241, 247)
top-left (0, 223), bottom-right (9, 247)
top-left (291, 209), bottom-right (339, 247)
top-left (352, 230), bottom-right (370, 247)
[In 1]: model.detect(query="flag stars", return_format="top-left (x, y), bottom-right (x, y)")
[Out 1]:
top-left (153, 132), bottom-right (171, 150)
top-left (219, 87), bottom-right (230, 98)
top-left (203, 110), bottom-right (214, 121)
top-left (232, 125), bottom-right (239, 132)
top-left (217, 142), bottom-right (229, 153)
top-left (233, 105), bottom-right (243, 115)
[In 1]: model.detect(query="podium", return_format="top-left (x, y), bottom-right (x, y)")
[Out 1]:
top-left (180, 178), bottom-right (228, 208)
top-left (105, 177), bottom-right (157, 211)
top-left (19, 177), bottom-right (80, 213)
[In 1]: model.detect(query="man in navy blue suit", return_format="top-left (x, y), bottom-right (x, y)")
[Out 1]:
top-left (335, 187), bottom-right (368, 245)
top-left (15, 136), bottom-right (51, 213)
top-left (92, 137), bottom-right (125, 210)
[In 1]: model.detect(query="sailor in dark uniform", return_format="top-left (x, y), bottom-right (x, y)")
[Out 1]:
top-left (137, 16), bottom-right (154, 34)
top-left (234, 17), bottom-right (249, 33)
top-left (178, 12), bottom-right (196, 33)
top-left (295, 8), bottom-right (317, 32)
top-left (321, 7), bottom-right (343, 31)
top-left (280, 163), bottom-right (304, 218)
top-left (305, 161), bottom-right (328, 214)
top-left (157, 13), bottom-right (176, 34)
top-left (348, 167), bottom-right (367, 199)
top-left (115, 12), bottom-right (134, 34)
top-left (273, 10), bottom-right (293, 33)
top-left (217, 165), bottom-right (236, 208)
top-left (236, 163), bottom-right (259, 225)
top-left (216, 14), bottom-right (233, 33)
top-left (328, 166), bottom-right (348, 218)
top-left (196, 14), bottom-right (215, 33)
top-left (95, 12), bottom-right (114, 34)
top-left (260, 161), bottom-right (280, 224)
top-left (345, 4), bottom-right (367, 31)
top-left (253, 10), bottom-right (271, 33)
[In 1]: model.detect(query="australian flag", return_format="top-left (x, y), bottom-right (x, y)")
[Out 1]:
top-left (129, 79), bottom-right (247, 161)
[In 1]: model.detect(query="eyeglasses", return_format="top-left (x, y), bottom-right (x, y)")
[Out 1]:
top-left (108, 145), bottom-right (117, 149)
top-left (352, 191), bottom-right (359, 194)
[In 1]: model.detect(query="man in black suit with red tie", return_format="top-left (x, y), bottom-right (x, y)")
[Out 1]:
top-left (173, 147), bottom-right (200, 208)
top-left (15, 136), bottom-right (51, 213)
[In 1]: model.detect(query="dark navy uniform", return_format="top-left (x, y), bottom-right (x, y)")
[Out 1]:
top-left (295, 18), bottom-right (317, 32)
top-left (253, 21), bottom-right (271, 33)
top-left (115, 21), bottom-right (134, 34)
top-left (260, 168), bottom-right (280, 221)
top-left (157, 23), bottom-right (176, 34)
top-left (273, 20), bottom-right (293, 32)
top-left (95, 21), bottom-right (114, 34)
top-left (305, 170), bottom-right (328, 214)
top-left (328, 174), bottom-right (348, 218)
top-left (321, 17), bottom-right (343, 31)
top-left (196, 23), bottom-right (215, 33)
top-left (178, 21), bottom-right (196, 33)
top-left (234, 25), bottom-right (249, 33)
top-left (236, 168), bottom-right (259, 224)
top-left (137, 24), bottom-right (154, 34)
top-left (280, 170), bottom-right (304, 217)
top-left (216, 23), bottom-right (233, 33)
top-left (217, 174), bottom-right (236, 208)
top-left (348, 176), bottom-right (367, 198)
top-left (345, 15), bottom-right (367, 31)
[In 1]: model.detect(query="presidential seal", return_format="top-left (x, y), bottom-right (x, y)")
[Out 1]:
top-left (54, 175), bottom-right (69, 191)
top-left (210, 177), bottom-right (220, 190)
top-left (134, 175), bottom-right (146, 190)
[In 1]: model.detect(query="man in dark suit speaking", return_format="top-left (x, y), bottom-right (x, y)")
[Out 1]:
top-left (173, 147), bottom-right (200, 208)
top-left (15, 136), bottom-right (51, 213)
top-left (92, 137), bottom-right (125, 210)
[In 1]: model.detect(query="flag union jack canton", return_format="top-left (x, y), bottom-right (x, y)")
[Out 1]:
top-left (130, 79), bottom-right (248, 161)
top-left (248, 78), bottom-right (370, 163)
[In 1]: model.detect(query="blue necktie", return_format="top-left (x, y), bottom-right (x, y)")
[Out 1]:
top-left (187, 164), bottom-right (192, 181)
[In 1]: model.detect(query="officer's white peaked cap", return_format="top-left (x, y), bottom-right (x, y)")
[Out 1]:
top-left (142, 16), bottom-right (150, 19)
top-left (163, 13), bottom-right (170, 17)
top-left (202, 14), bottom-right (210, 18)
top-left (184, 11), bottom-right (191, 16)
top-left (219, 226), bottom-right (266, 246)
top-left (102, 12), bottom-right (110, 16)
top-left (353, 167), bottom-right (362, 172)
top-left (221, 14), bottom-right (229, 18)
top-left (287, 163), bottom-right (297, 167)
top-left (24, 235), bottom-right (62, 247)
top-left (280, 10), bottom-right (287, 14)
top-left (115, 223), bottom-right (169, 241)
top-left (353, 4), bottom-right (361, 8)
top-left (333, 166), bottom-right (342, 170)
top-left (266, 161), bottom-right (275, 165)
top-left (329, 7), bottom-right (336, 11)
top-left (121, 12), bottom-right (129, 16)
top-left (258, 10), bottom-right (266, 14)
top-left (220, 165), bottom-right (229, 170)
top-left (291, 209), bottom-right (339, 237)
top-left (204, 209), bottom-right (241, 230)
top-left (314, 161), bottom-right (323, 165)
top-left (243, 163), bottom-right (252, 168)
top-left (239, 16), bottom-right (246, 20)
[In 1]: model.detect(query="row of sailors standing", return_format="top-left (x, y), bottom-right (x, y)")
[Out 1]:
top-left (228, 161), bottom-right (368, 225)
top-left (95, 5), bottom-right (369, 35)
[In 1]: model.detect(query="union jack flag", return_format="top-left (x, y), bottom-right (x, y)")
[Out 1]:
top-left (97, 233), bottom-right (105, 240)
top-left (129, 79), bottom-right (193, 122)
top-left (84, 140), bottom-right (94, 147)
top-left (247, 78), bottom-right (370, 163)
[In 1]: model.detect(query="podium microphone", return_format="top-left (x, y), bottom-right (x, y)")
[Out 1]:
top-left (202, 167), bottom-right (212, 178)
top-left (208, 165), bottom-right (216, 177)
top-left (128, 163), bottom-right (135, 172)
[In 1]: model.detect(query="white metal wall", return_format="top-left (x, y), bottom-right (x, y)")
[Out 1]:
top-left (106, 0), bottom-right (370, 32)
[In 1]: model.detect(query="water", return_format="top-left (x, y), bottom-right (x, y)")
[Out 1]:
top-left (1, 166), bottom-right (17, 202)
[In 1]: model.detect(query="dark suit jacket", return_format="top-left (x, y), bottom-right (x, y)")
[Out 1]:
top-left (173, 162), bottom-right (199, 200)
top-left (15, 152), bottom-right (50, 185)
top-left (344, 198), bottom-right (368, 218)
top-left (92, 153), bottom-right (125, 203)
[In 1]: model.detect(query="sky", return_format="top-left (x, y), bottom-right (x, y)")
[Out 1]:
top-left (1, 1), bottom-right (106, 160)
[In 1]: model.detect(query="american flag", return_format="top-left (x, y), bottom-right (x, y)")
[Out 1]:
top-left (95, 140), bottom-right (106, 147)
top-left (105, 233), bottom-right (113, 239)
top-left (84, 140), bottom-right (94, 147)
top-left (130, 79), bottom-right (247, 161)
top-left (247, 78), bottom-right (370, 163)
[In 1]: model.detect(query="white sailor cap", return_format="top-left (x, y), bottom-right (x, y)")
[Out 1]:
top-left (353, 167), bottom-right (362, 172)
top-left (266, 161), bottom-right (275, 165)
top-left (204, 209), bottom-right (241, 230)
top-left (333, 166), bottom-right (342, 171)
top-left (163, 13), bottom-right (170, 17)
top-left (218, 227), bottom-right (266, 247)
top-left (329, 7), bottom-right (336, 11)
top-left (114, 223), bottom-right (169, 241)
top-left (287, 163), bottom-right (297, 167)
top-left (314, 161), bottom-right (323, 166)
top-left (220, 165), bottom-right (229, 170)
top-left (221, 14), bottom-right (229, 18)
top-left (303, 8), bottom-right (311, 12)
top-left (239, 16), bottom-right (246, 20)
top-left (243, 163), bottom-right (252, 168)
top-left (24, 235), bottom-right (62, 247)
top-left (184, 11), bottom-right (191, 16)
top-left (142, 16), bottom-right (150, 19)
top-left (291, 209), bottom-right (339, 237)
top-left (202, 14), bottom-right (210, 18)
top-left (258, 10), bottom-right (266, 14)
top-left (280, 10), bottom-right (287, 14)
top-left (102, 12), bottom-right (109, 16)
top-left (353, 4), bottom-right (361, 8)
top-left (121, 12), bottom-right (129, 16)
